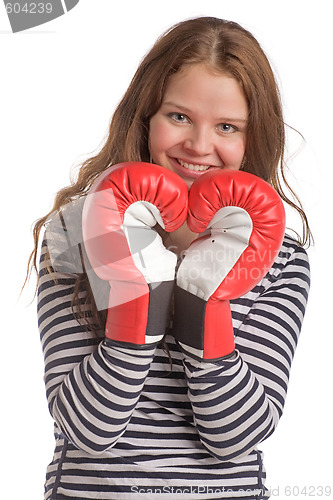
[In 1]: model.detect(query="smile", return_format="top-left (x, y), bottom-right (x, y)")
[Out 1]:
top-left (177, 159), bottom-right (211, 172)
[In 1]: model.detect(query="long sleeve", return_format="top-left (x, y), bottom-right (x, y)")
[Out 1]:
top-left (39, 210), bottom-right (308, 498)
top-left (37, 203), bottom-right (157, 455)
top-left (182, 236), bottom-right (310, 461)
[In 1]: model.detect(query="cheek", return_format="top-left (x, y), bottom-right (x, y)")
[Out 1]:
top-left (149, 118), bottom-right (167, 154)
top-left (217, 137), bottom-right (246, 164)
top-left (149, 117), bottom-right (180, 155)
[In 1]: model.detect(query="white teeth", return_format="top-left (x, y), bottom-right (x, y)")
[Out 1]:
top-left (178, 159), bottom-right (210, 172)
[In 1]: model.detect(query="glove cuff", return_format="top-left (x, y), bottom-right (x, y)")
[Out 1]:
top-left (172, 286), bottom-right (235, 361)
top-left (105, 280), bottom-right (174, 346)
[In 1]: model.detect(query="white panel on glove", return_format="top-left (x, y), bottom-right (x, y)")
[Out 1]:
top-left (177, 206), bottom-right (252, 300)
top-left (123, 201), bottom-right (177, 284)
top-left (123, 201), bottom-right (165, 229)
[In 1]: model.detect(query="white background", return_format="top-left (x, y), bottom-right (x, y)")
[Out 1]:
top-left (1, 0), bottom-right (332, 498)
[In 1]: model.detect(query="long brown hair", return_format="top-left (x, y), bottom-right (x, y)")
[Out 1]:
top-left (26, 16), bottom-right (312, 330)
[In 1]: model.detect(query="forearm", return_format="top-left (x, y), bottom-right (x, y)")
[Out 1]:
top-left (49, 339), bottom-right (156, 454)
top-left (179, 235), bottom-right (310, 462)
top-left (183, 352), bottom-right (279, 461)
top-left (38, 230), bottom-right (157, 455)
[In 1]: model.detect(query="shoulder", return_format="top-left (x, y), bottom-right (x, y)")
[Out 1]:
top-left (280, 233), bottom-right (309, 260)
top-left (46, 196), bottom-right (85, 237)
top-left (41, 196), bottom-right (86, 275)
top-left (271, 233), bottom-right (310, 277)
top-left (259, 233), bottom-right (311, 302)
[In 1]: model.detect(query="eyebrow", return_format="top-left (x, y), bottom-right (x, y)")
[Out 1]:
top-left (162, 101), bottom-right (248, 123)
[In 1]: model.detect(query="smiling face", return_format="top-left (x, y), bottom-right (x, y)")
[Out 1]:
top-left (149, 64), bottom-right (249, 188)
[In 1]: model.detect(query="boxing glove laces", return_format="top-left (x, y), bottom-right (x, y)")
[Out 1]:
top-left (172, 169), bottom-right (286, 361)
top-left (82, 162), bottom-right (188, 347)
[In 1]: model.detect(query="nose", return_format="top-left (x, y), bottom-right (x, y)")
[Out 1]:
top-left (183, 126), bottom-right (214, 157)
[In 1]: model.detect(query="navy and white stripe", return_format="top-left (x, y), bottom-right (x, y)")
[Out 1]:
top-left (37, 200), bottom-right (310, 499)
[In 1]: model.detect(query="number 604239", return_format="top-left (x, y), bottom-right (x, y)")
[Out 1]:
top-left (5, 3), bottom-right (53, 14)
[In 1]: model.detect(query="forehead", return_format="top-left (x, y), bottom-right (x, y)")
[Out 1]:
top-left (163, 64), bottom-right (248, 118)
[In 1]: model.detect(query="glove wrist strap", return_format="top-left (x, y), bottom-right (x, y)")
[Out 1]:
top-left (172, 286), bottom-right (235, 361)
top-left (105, 280), bottom-right (174, 346)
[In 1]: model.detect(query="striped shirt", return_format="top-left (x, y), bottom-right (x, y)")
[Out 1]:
top-left (37, 197), bottom-right (310, 499)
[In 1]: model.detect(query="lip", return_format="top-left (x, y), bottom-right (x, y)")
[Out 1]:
top-left (169, 157), bottom-right (222, 179)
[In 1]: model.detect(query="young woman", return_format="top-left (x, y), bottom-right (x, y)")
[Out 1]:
top-left (29, 17), bottom-right (311, 499)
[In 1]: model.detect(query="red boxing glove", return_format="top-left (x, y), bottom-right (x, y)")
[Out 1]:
top-left (82, 162), bottom-right (188, 347)
top-left (172, 169), bottom-right (285, 361)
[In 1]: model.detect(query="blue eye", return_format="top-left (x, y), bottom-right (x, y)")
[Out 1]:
top-left (168, 112), bottom-right (188, 123)
top-left (218, 123), bottom-right (237, 133)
